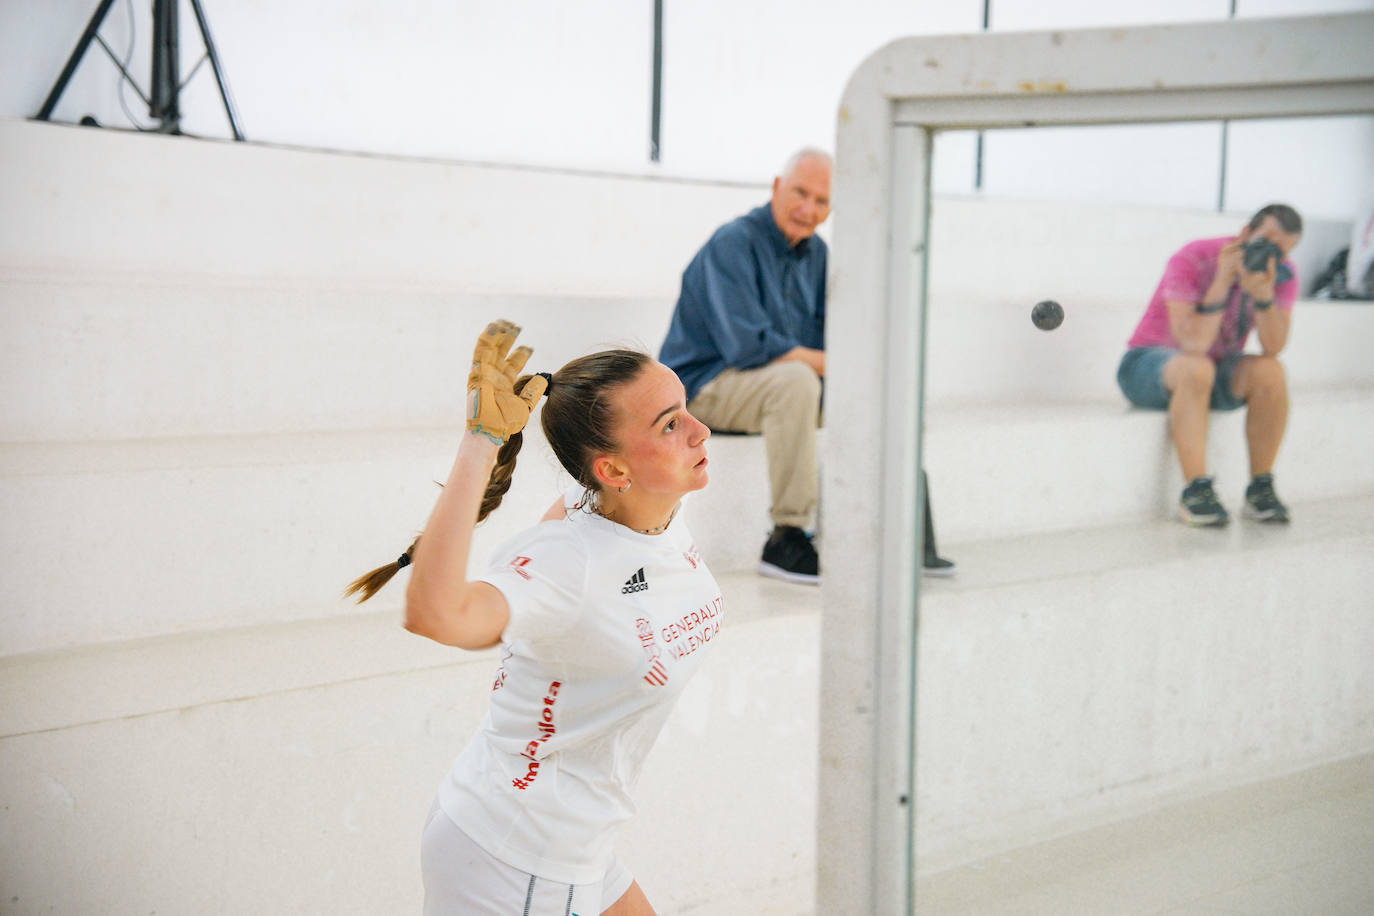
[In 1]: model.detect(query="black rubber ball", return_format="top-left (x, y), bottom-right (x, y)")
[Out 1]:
top-left (1032, 300), bottom-right (1064, 331)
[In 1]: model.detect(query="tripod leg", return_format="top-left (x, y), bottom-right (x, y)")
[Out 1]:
top-left (921, 469), bottom-right (940, 561)
top-left (34, 0), bottom-right (120, 121)
top-left (150, 0), bottom-right (181, 132)
top-left (188, 0), bottom-right (245, 140)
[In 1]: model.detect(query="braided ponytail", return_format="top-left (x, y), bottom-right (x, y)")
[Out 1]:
top-left (476, 374), bottom-right (536, 522)
top-left (345, 535), bottom-right (420, 603)
top-left (346, 374), bottom-right (546, 604)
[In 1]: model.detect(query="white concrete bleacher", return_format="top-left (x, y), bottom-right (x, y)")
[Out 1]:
top-left (913, 196), bottom-right (1374, 875)
top-left (0, 118), bottom-right (802, 914)
top-left (0, 117), bottom-right (765, 655)
top-left (922, 194), bottom-right (1374, 541)
top-left (2, 117), bottom-right (1372, 914)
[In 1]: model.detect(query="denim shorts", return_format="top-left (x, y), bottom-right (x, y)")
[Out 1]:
top-left (1116, 347), bottom-right (1246, 411)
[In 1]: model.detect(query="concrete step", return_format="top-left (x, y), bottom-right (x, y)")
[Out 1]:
top-left (0, 118), bottom-right (762, 298)
top-left (2, 116), bottom-right (1350, 306)
top-left (925, 295), bottom-right (1374, 406)
top-left (0, 268), bottom-right (676, 442)
top-left (912, 492), bottom-right (1374, 872)
top-left (923, 384), bottom-right (1374, 544)
top-left (0, 427), bottom-right (774, 655)
top-left (925, 194), bottom-right (1354, 307)
top-left (0, 426), bottom-right (507, 654)
top-left (5, 378), bottom-right (1370, 654)
top-left (4, 266), bottom-right (1369, 442)
top-left (0, 569), bottom-right (809, 739)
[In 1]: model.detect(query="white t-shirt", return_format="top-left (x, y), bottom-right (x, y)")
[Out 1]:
top-left (437, 491), bottom-right (723, 885)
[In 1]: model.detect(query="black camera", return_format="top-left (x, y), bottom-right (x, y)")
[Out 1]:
top-left (1242, 237), bottom-right (1282, 273)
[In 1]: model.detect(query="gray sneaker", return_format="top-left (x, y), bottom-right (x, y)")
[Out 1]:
top-left (1179, 476), bottom-right (1230, 527)
top-left (1243, 473), bottom-right (1290, 523)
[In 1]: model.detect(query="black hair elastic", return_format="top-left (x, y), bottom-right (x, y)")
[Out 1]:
top-left (396, 552), bottom-right (411, 569)
top-left (537, 372), bottom-right (553, 393)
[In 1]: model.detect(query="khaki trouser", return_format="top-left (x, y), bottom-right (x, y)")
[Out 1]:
top-left (687, 361), bottom-right (822, 529)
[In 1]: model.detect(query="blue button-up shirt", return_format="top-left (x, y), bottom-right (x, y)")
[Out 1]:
top-left (659, 203), bottom-right (827, 401)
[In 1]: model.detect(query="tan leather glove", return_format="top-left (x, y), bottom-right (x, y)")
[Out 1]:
top-left (466, 320), bottom-right (548, 445)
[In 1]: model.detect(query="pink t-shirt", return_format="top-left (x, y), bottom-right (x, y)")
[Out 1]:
top-left (1127, 236), bottom-right (1299, 361)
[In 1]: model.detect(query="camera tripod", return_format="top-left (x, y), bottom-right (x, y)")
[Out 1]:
top-left (34, 0), bottom-right (244, 140)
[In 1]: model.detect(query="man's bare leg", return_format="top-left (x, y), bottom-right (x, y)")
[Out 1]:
top-left (1162, 353), bottom-right (1216, 481)
top-left (1230, 354), bottom-right (1288, 476)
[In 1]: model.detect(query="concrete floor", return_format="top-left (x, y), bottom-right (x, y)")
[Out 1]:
top-left (915, 753), bottom-right (1374, 916)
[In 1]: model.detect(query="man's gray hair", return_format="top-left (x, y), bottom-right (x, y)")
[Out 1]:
top-left (779, 147), bottom-right (833, 179)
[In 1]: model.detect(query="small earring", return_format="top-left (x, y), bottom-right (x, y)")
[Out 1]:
top-left (618, 482), bottom-right (631, 494)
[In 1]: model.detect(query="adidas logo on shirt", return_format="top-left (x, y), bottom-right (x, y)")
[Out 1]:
top-left (621, 568), bottom-right (649, 594)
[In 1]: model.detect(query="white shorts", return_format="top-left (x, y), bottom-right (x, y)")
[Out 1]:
top-left (420, 803), bottom-right (634, 915)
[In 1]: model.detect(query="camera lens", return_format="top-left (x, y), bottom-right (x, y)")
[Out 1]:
top-left (1243, 238), bottom-right (1277, 272)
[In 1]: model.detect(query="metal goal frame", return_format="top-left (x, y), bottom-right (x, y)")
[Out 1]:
top-left (819, 12), bottom-right (1374, 912)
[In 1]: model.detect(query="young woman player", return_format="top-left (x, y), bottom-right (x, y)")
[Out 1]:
top-left (348, 320), bottom-right (720, 915)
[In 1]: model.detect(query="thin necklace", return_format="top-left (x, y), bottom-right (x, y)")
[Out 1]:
top-left (594, 500), bottom-right (678, 535)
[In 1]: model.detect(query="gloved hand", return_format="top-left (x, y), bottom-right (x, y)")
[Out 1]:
top-left (466, 320), bottom-right (547, 445)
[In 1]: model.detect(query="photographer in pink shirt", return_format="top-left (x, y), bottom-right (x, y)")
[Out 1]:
top-left (1117, 204), bottom-right (1302, 526)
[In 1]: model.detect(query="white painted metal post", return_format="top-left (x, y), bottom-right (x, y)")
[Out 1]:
top-left (822, 11), bottom-right (1374, 913)
top-left (872, 122), bottom-right (930, 912)
top-left (818, 111), bottom-right (934, 911)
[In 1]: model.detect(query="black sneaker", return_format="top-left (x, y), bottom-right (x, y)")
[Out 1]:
top-left (1179, 476), bottom-right (1229, 527)
top-left (922, 554), bottom-right (957, 577)
top-left (1243, 473), bottom-right (1290, 523)
top-left (758, 526), bottom-right (819, 585)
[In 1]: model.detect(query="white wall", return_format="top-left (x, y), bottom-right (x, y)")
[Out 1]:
top-left (1, 0), bottom-right (655, 171)
top-left (658, 0), bottom-right (983, 178)
top-left (1226, 115), bottom-right (1374, 219)
top-left (2, 0), bottom-right (1370, 219)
